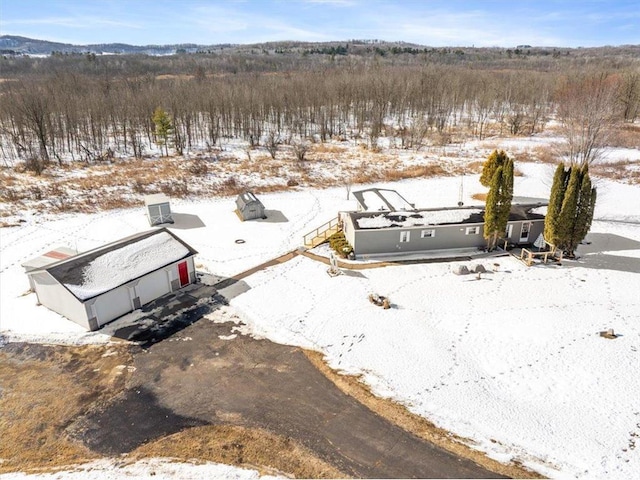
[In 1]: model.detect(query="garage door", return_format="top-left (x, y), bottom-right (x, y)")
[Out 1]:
top-left (137, 269), bottom-right (171, 306)
top-left (94, 288), bottom-right (132, 327)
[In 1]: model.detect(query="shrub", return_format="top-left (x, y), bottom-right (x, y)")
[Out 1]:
top-left (328, 231), bottom-right (353, 258)
top-left (188, 158), bottom-right (209, 176)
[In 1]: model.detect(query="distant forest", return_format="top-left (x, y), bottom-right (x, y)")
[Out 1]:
top-left (0, 41), bottom-right (638, 169)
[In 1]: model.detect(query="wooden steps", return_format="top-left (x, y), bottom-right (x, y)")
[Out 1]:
top-left (303, 217), bottom-right (341, 248)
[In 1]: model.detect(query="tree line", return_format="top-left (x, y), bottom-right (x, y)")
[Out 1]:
top-left (0, 55), bottom-right (638, 172)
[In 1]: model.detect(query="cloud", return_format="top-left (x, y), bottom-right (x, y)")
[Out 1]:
top-left (4, 16), bottom-right (142, 30)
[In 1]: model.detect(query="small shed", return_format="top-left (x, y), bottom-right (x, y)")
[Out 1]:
top-left (144, 193), bottom-right (173, 226)
top-left (235, 191), bottom-right (266, 221)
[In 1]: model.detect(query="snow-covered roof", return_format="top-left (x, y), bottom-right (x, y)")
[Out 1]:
top-left (144, 193), bottom-right (171, 206)
top-left (35, 229), bottom-right (196, 301)
top-left (358, 209), bottom-right (484, 229)
top-left (350, 204), bottom-right (545, 230)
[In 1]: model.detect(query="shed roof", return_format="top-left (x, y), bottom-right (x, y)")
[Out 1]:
top-left (144, 193), bottom-right (171, 206)
top-left (348, 203), bottom-right (546, 231)
top-left (30, 228), bottom-right (197, 301)
top-left (238, 191), bottom-right (261, 205)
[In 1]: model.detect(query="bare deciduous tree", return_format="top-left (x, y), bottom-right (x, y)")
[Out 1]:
top-left (556, 73), bottom-right (619, 166)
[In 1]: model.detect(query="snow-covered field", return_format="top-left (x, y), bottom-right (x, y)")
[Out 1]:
top-left (1, 157), bottom-right (640, 478)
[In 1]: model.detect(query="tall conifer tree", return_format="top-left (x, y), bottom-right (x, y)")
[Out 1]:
top-left (153, 107), bottom-right (173, 156)
top-left (568, 165), bottom-right (597, 253)
top-left (544, 163), bottom-right (570, 245)
top-left (483, 156), bottom-right (514, 250)
top-left (480, 149), bottom-right (509, 187)
top-left (544, 163), bottom-right (597, 256)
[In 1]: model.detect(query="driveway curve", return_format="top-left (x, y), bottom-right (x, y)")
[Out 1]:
top-left (75, 314), bottom-right (503, 479)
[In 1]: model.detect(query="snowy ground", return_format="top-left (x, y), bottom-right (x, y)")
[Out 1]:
top-left (0, 458), bottom-right (283, 480)
top-left (1, 160), bottom-right (640, 478)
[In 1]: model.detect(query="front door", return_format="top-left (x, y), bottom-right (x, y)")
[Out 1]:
top-left (178, 261), bottom-right (189, 287)
top-left (520, 222), bottom-right (532, 242)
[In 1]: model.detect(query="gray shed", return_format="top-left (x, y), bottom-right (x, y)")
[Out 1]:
top-left (144, 194), bottom-right (173, 226)
top-left (235, 191), bottom-right (266, 221)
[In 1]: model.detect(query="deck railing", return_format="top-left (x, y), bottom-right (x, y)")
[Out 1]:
top-left (303, 217), bottom-right (341, 248)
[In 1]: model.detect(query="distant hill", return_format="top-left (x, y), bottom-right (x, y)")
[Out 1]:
top-left (0, 35), bottom-right (497, 57)
top-left (1, 35), bottom-right (638, 59)
top-left (0, 35), bottom-right (205, 55)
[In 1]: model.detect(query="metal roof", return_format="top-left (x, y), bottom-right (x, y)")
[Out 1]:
top-left (22, 246), bottom-right (78, 272)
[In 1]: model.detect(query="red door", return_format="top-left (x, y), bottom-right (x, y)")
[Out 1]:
top-left (178, 261), bottom-right (189, 287)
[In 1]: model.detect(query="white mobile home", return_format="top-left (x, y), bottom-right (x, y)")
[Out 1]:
top-left (25, 228), bottom-right (197, 331)
top-left (341, 204), bottom-right (546, 258)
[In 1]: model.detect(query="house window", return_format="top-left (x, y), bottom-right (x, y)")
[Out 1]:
top-left (505, 224), bottom-right (513, 239)
top-left (400, 231), bottom-right (411, 242)
top-left (520, 222), bottom-right (532, 242)
top-left (465, 226), bottom-right (480, 235)
top-left (421, 229), bottom-right (435, 238)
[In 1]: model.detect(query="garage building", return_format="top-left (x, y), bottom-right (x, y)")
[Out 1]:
top-left (25, 228), bottom-right (197, 331)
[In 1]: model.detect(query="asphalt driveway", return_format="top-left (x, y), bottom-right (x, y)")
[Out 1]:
top-left (74, 300), bottom-right (503, 479)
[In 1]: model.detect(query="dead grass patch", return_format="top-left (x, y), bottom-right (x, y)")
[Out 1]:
top-left (591, 159), bottom-right (640, 183)
top-left (311, 144), bottom-right (347, 154)
top-left (471, 192), bottom-right (487, 202)
top-left (528, 145), bottom-right (563, 164)
top-left (609, 124), bottom-right (640, 149)
top-left (382, 164), bottom-right (449, 181)
top-left (303, 350), bottom-right (542, 479)
top-left (131, 425), bottom-right (346, 479)
top-left (464, 160), bottom-right (485, 174)
top-left (0, 343), bottom-right (134, 474)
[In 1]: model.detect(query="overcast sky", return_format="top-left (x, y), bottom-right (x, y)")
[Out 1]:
top-left (1, 0), bottom-right (638, 48)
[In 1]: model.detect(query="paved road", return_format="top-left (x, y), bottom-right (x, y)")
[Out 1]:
top-left (76, 311), bottom-right (502, 478)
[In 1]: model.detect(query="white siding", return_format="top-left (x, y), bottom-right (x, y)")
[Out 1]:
top-left (30, 272), bottom-right (90, 328)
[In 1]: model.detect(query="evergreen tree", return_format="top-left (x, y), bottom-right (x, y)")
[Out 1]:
top-left (556, 166), bottom-right (581, 250)
top-left (568, 165), bottom-right (597, 254)
top-left (484, 166), bottom-right (502, 248)
top-left (152, 107), bottom-right (172, 156)
top-left (480, 149), bottom-right (508, 187)
top-left (543, 163), bottom-right (570, 246)
top-left (483, 156), bottom-right (514, 250)
top-left (544, 163), bottom-right (597, 256)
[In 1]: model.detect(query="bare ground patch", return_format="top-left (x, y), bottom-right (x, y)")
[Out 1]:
top-left (130, 425), bottom-right (346, 479)
top-left (0, 342), bottom-right (134, 474)
top-left (0, 342), bottom-right (344, 478)
top-left (303, 349), bottom-right (544, 479)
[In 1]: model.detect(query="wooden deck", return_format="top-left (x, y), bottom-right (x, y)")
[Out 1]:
top-left (516, 247), bottom-right (563, 266)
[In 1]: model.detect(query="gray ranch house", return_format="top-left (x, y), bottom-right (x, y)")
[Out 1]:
top-left (24, 228), bottom-right (197, 331)
top-left (340, 203), bottom-right (545, 258)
